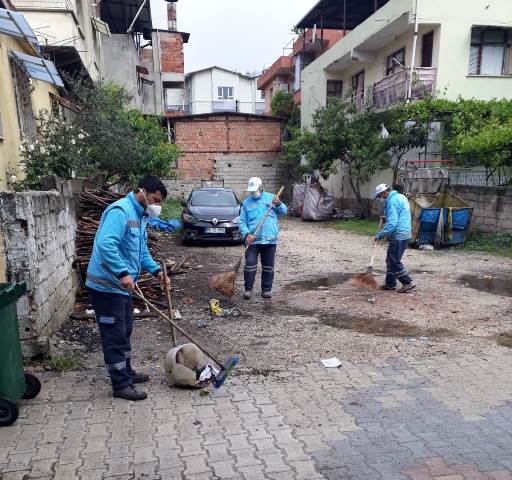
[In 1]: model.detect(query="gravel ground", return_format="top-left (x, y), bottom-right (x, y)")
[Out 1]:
top-left (60, 217), bottom-right (512, 377)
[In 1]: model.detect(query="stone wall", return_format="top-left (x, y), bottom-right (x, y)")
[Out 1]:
top-left (453, 185), bottom-right (512, 233)
top-left (0, 178), bottom-right (80, 357)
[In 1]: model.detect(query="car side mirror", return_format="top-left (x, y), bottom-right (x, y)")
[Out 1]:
top-left (181, 200), bottom-right (187, 207)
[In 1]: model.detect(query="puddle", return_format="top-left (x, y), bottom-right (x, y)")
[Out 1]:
top-left (318, 313), bottom-right (453, 339)
top-left (285, 273), bottom-right (353, 291)
top-left (458, 274), bottom-right (512, 297)
top-left (495, 331), bottom-right (512, 348)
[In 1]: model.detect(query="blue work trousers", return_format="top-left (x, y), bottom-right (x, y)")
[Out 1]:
top-left (88, 288), bottom-right (135, 391)
top-left (244, 244), bottom-right (277, 292)
top-left (385, 240), bottom-right (413, 287)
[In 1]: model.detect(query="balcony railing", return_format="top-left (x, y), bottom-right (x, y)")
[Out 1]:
top-left (373, 68), bottom-right (437, 110)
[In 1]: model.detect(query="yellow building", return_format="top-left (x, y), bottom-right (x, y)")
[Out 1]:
top-left (0, 1), bottom-right (64, 191)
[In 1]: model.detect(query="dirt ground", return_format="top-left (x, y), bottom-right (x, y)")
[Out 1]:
top-left (59, 217), bottom-right (512, 378)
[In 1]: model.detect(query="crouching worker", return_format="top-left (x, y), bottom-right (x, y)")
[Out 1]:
top-left (374, 184), bottom-right (416, 293)
top-left (240, 177), bottom-right (287, 299)
top-left (86, 176), bottom-right (169, 401)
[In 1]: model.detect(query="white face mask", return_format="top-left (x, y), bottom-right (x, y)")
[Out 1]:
top-left (140, 189), bottom-right (162, 218)
top-left (250, 189), bottom-right (262, 200)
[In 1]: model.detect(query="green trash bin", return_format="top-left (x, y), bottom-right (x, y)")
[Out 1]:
top-left (0, 281), bottom-right (41, 427)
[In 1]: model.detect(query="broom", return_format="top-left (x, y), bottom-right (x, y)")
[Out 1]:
top-left (209, 186), bottom-right (284, 298)
top-left (353, 218), bottom-right (384, 290)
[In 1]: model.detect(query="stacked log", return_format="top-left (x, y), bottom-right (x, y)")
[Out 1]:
top-left (74, 188), bottom-right (179, 312)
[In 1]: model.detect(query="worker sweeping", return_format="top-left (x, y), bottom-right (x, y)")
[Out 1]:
top-left (86, 176), bottom-right (169, 401)
top-left (374, 184), bottom-right (416, 293)
top-left (240, 177), bottom-right (287, 299)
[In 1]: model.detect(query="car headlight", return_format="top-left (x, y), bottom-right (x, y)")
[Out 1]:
top-left (183, 213), bottom-right (198, 224)
top-left (232, 216), bottom-right (240, 225)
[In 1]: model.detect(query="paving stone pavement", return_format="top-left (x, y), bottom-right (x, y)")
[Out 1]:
top-left (1, 351), bottom-right (512, 480)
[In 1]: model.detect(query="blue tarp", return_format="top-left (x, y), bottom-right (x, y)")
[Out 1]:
top-left (147, 218), bottom-right (181, 232)
top-left (418, 208), bottom-right (471, 246)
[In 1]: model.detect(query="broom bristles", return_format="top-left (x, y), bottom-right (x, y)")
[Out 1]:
top-left (353, 272), bottom-right (378, 290)
top-left (209, 270), bottom-right (238, 298)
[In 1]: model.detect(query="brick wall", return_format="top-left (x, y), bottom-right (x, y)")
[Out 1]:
top-left (453, 186), bottom-right (512, 233)
top-left (0, 178), bottom-right (80, 357)
top-left (159, 32), bottom-right (184, 74)
top-left (173, 114), bottom-right (282, 178)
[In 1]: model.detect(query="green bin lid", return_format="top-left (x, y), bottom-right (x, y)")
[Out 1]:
top-left (0, 282), bottom-right (27, 308)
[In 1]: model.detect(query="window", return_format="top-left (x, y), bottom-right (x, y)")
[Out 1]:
top-left (278, 83), bottom-right (289, 92)
top-left (386, 48), bottom-right (406, 76)
top-left (217, 86), bottom-right (234, 99)
top-left (351, 70), bottom-right (365, 96)
top-left (469, 27), bottom-right (512, 75)
top-left (191, 190), bottom-right (238, 207)
top-left (421, 31), bottom-right (434, 68)
top-left (10, 55), bottom-right (36, 139)
top-left (326, 80), bottom-right (343, 101)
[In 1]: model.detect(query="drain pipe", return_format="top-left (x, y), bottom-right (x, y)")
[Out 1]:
top-left (407, 0), bottom-right (420, 103)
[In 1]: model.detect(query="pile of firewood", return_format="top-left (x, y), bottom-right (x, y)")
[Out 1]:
top-left (74, 188), bottom-right (186, 312)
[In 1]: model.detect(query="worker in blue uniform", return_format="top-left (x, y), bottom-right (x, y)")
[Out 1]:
top-left (374, 183), bottom-right (416, 293)
top-left (86, 176), bottom-right (169, 401)
top-left (240, 177), bottom-right (287, 299)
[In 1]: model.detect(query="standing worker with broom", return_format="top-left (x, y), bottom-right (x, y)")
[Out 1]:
top-left (374, 184), bottom-right (416, 293)
top-left (240, 177), bottom-right (287, 299)
top-left (86, 176), bottom-right (170, 401)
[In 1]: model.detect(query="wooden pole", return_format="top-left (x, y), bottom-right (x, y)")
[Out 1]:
top-left (161, 258), bottom-right (176, 346)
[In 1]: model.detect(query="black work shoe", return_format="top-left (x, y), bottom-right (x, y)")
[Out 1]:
top-left (380, 284), bottom-right (396, 291)
top-left (131, 372), bottom-right (150, 384)
top-left (113, 385), bottom-right (147, 401)
top-left (397, 283), bottom-right (416, 293)
top-left (261, 291), bottom-right (272, 299)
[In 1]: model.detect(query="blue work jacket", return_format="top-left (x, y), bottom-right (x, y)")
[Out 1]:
top-left (86, 192), bottom-right (160, 295)
top-left (240, 191), bottom-right (287, 245)
top-left (376, 190), bottom-right (412, 241)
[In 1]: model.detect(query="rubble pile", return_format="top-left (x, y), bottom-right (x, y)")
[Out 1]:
top-left (74, 188), bottom-right (185, 312)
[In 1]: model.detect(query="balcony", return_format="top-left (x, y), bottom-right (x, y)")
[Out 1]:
top-left (11, 0), bottom-right (75, 11)
top-left (373, 68), bottom-right (437, 110)
top-left (257, 56), bottom-right (294, 90)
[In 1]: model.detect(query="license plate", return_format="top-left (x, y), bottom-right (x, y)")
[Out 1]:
top-left (206, 227), bottom-right (225, 234)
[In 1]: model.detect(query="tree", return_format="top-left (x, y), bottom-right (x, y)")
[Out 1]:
top-left (271, 90), bottom-right (300, 128)
top-left (18, 78), bottom-right (179, 190)
top-left (288, 98), bottom-right (390, 215)
top-left (384, 104), bottom-right (428, 188)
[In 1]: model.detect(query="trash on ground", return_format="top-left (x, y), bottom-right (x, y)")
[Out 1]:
top-left (366, 298), bottom-right (376, 304)
top-left (209, 299), bottom-right (222, 316)
top-left (85, 309), bottom-right (95, 315)
top-left (133, 308), bottom-right (141, 314)
top-left (173, 310), bottom-right (182, 320)
top-left (184, 298), bottom-right (194, 305)
top-left (321, 357), bottom-right (342, 368)
top-left (419, 335), bottom-right (429, 342)
top-left (198, 364), bottom-right (220, 383)
top-left (196, 320), bottom-right (205, 328)
top-left (419, 244), bottom-right (434, 251)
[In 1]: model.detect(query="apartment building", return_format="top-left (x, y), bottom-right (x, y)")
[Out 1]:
top-left (298, 0), bottom-right (512, 199)
top-left (0, 1), bottom-right (64, 191)
top-left (10, 0), bottom-right (104, 80)
top-left (258, 28), bottom-right (345, 113)
top-left (186, 66), bottom-right (264, 115)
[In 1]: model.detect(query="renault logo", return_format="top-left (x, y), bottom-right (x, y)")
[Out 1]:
top-left (212, 218), bottom-right (218, 226)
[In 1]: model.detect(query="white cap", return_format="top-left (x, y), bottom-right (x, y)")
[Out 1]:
top-left (247, 177), bottom-right (262, 192)
top-left (374, 183), bottom-right (388, 199)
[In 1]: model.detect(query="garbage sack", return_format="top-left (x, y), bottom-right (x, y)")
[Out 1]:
top-left (291, 184), bottom-right (307, 217)
top-left (302, 183), bottom-right (335, 221)
top-left (164, 343), bottom-right (208, 388)
top-left (147, 217), bottom-right (181, 232)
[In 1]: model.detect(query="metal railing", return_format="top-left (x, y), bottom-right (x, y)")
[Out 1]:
top-left (449, 169), bottom-right (511, 187)
top-left (11, 0), bottom-right (75, 10)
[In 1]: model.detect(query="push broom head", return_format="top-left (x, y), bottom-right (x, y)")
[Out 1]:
top-left (353, 269), bottom-right (378, 290)
top-left (208, 257), bottom-right (243, 298)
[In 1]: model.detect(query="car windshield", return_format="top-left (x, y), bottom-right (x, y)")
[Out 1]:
top-left (191, 190), bottom-right (238, 207)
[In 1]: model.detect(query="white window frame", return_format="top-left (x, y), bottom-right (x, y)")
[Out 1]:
top-left (217, 86), bottom-right (234, 100)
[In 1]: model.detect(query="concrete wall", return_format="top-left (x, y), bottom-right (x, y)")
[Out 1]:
top-left (0, 31), bottom-right (58, 191)
top-left (453, 186), bottom-right (512, 233)
top-left (0, 178), bottom-right (80, 357)
top-left (102, 34), bottom-right (143, 110)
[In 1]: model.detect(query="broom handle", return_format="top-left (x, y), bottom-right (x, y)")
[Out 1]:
top-left (134, 284), bottom-right (224, 368)
top-left (243, 186), bottom-right (285, 255)
top-left (161, 258), bottom-right (176, 347)
top-left (369, 218), bottom-right (384, 268)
